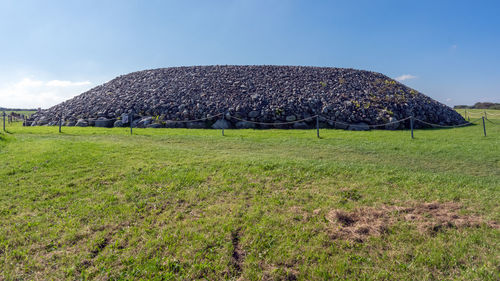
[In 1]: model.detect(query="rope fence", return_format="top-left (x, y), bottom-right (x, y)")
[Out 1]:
top-left (462, 109), bottom-right (500, 122)
top-left (161, 113), bottom-right (225, 123)
top-left (320, 116), bottom-right (412, 129)
top-left (3, 109), bottom-right (499, 138)
top-left (230, 115), bottom-right (317, 125)
top-left (414, 118), bottom-right (476, 128)
top-left (486, 119), bottom-right (500, 125)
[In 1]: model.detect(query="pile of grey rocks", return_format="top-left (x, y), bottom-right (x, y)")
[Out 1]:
top-left (26, 65), bottom-right (466, 130)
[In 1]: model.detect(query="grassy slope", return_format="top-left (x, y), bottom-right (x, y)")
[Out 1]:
top-left (0, 112), bottom-right (499, 280)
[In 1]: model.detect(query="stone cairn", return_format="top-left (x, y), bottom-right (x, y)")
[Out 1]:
top-left (26, 65), bottom-right (466, 130)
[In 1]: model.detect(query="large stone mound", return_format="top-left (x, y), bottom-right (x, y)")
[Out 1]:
top-left (27, 65), bottom-right (466, 129)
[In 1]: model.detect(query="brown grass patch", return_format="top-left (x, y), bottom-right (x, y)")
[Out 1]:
top-left (326, 202), bottom-right (499, 242)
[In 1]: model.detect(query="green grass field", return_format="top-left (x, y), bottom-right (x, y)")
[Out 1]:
top-left (454, 108), bottom-right (500, 121)
top-left (0, 111), bottom-right (499, 280)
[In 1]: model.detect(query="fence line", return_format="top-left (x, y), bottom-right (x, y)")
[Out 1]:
top-left (16, 114), bottom-right (485, 129)
top-left (414, 118), bottom-right (476, 128)
top-left (465, 113), bottom-right (500, 117)
top-left (121, 113), bottom-right (491, 138)
top-left (467, 117), bottom-right (484, 123)
top-left (462, 112), bottom-right (500, 121)
top-left (228, 115), bottom-right (480, 130)
top-left (161, 113), bottom-right (225, 123)
top-left (320, 116), bottom-right (412, 128)
top-left (486, 119), bottom-right (500, 125)
top-left (229, 115), bottom-right (318, 125)
top-left (7, 109), bottom-right (498, 138)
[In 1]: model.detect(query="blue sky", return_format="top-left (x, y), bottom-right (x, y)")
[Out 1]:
top-left (1, 0), bottom-right (499, 108)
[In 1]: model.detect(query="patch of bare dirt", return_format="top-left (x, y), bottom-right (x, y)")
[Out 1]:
top-left (230, 228), bottom-right (245, 279)
top-left (326, 202), bottom-right (498, 242)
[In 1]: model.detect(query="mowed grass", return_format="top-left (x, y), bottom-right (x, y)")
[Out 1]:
top-left (455, 108), bottom-right (500, 121)
top-left (0, 113), bottom-right (499, 280)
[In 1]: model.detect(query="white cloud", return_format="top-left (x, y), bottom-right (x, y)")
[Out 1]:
top-left (16, 78), bottom-right (44, 88)
top-left (0, 78), bottom-right (92, 109)
top-left (46, 80), bottom-right (91, 87)
top-left (395, 74), bottom-right (417, 82)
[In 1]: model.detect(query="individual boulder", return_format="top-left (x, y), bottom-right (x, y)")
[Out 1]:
top-left (186, 122), bottom-right (207, 129)
top-left (75, 119), bottom-right (88, 127)
top-left (293, 122), bottom-right (310, 129)
top-left (37, 117), bottom-right (49, 126)
top-left (147, 123), bottom-right (163, 128)
top-left (136, 117), bottom-right (153, 128)
top-left (348, 123), bottom-right (370, 131)
top-left (334, 121), bottom-right (349, 130)
top-left (113, 120), bottom-right (125, 127)
top-left (384, 117), bottom-right (401, 130)
top-left (235, 121), bottom-right (256, 129)
top-left (211, 119), bottom-right (232, 129)
top-left (248, 111), bottom-right (260, 118)
top-left (95, 118), bottom-right (114, 128)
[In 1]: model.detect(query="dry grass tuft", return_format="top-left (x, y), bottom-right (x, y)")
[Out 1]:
top-left (326, 202), bottom-right (499, 242)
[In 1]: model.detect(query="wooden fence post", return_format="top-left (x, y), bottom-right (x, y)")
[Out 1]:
top-left (59, 114), bottom-right (62, 133)
top-left (482, 116), bottom-right (486, 137)
top-left (316, 115), bottom-right (320, 138)
top-left (130, 110), bottom-right (134, 135)
top-left (410, 115), bottom-right (414, 139)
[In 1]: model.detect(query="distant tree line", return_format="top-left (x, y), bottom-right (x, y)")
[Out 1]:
top-left (0, 107), bottom-right (37, 111)
top-left (454, 102), bottom-right (500, 110)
